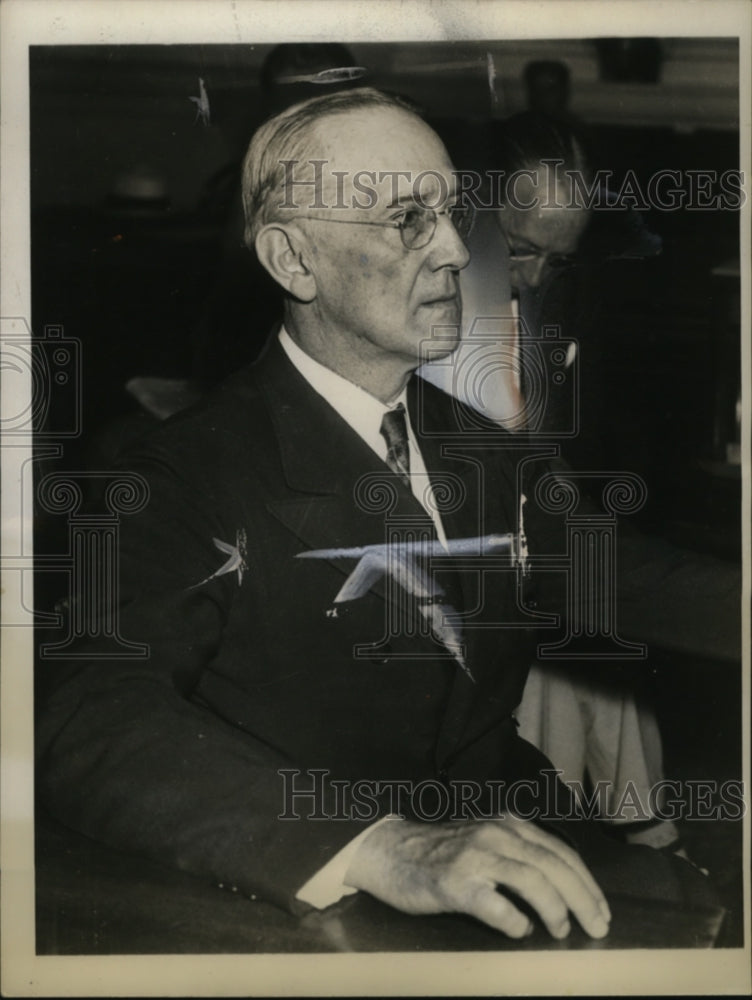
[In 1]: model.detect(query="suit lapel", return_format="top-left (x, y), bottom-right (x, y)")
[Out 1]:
top-left (257, 340), bottom-right (437, 603)
top-left (408, 378), bottom-right (523, 767)
top-left (408, 377), bottom-right (494, 664)
top-left (254, 341), bottom-right (515, 765)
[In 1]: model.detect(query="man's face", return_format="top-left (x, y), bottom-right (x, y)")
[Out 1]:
top-left (497, 176), bottom-right (589, 294)
top-left (291, 108), bottom-right (470, 370)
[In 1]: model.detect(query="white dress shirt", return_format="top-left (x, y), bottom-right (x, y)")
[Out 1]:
top-left (279, 327), bottom-right (448, 547)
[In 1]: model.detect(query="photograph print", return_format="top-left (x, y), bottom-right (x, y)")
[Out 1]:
top-left (1, 1), bottom-right (749, 996)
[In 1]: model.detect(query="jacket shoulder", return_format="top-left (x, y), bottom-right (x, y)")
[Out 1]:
top-left (116, 364), bottom-right (274, 476)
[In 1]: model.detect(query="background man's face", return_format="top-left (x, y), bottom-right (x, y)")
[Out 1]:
top-left (295, 107), bottom-right (470, 369)
top-left (497, 175), bottom-right (589, 294)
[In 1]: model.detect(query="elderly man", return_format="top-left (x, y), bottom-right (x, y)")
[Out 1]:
top-left (39, 89), bottom-right (712, 946)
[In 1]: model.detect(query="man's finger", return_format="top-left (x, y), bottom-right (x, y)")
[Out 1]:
top-left (503, 815), bottom-right (612, 921)
top-left (477, 820), bottom-right (611, 937)
top-left (483, 859), bottom-right (574, 939)
top-left (493, 834), bottom-right (610, 938)
top-left (460, 881), bottom-right (533, 939)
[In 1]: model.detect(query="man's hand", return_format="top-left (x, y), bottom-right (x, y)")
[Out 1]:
top-left (344, 815), bottom-right (611, 940)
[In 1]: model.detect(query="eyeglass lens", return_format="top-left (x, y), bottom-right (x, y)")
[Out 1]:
top-left (402, 201), bottom-right (475, 249)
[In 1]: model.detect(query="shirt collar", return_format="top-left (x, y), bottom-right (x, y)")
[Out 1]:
top-left (278, 326), bottom-right (408, 461)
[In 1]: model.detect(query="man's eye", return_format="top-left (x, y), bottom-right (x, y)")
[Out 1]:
top-left (396, 208), bottom-right (423, 230)
top-left (509, 247), bottom-right (535, 260)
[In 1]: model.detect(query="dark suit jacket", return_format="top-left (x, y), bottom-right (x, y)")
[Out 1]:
top-left (36, 335), bottom-right (737, 912)
top-left (37, 336), bottom-right (569, 908)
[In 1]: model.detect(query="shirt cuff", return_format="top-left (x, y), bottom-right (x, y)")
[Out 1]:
top-left (295, 815), bottom-right (400, 910)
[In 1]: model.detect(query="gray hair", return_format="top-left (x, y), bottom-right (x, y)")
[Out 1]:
top-left (241, 87), bottom-right (418, 248)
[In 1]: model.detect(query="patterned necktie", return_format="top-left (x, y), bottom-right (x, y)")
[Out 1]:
top-left (381, 404), bottom-right (472, 678)
top-left (380, 403), bottom-right (411, 487)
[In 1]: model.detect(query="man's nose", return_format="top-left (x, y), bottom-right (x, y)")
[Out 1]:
top-left (515, 256), bottom-right (547, 289)
top-left (428, 213), bottom-right (471, 270)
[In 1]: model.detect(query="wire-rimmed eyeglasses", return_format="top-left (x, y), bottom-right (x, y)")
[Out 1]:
top-left (297, 201), bottom-right (476, 251)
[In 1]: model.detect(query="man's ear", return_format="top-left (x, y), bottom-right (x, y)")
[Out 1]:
top-left (255, 224), bottom-right (317, 302)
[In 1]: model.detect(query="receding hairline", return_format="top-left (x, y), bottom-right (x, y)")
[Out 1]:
top-left (280, 99), bottom-right (442, 161)
top-left (242, 89), bottom-right (451, 246)
top-left (301, 104), bottom-right (451, 165)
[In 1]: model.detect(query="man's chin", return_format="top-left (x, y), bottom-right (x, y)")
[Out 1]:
top-left (415, 327), bottom-right (461, 366)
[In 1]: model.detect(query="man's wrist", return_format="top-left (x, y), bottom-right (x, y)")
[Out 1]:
top-left (343, 814), bottom-right (409, 893)
top-left (296, 815), bottom-right (402, 909)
